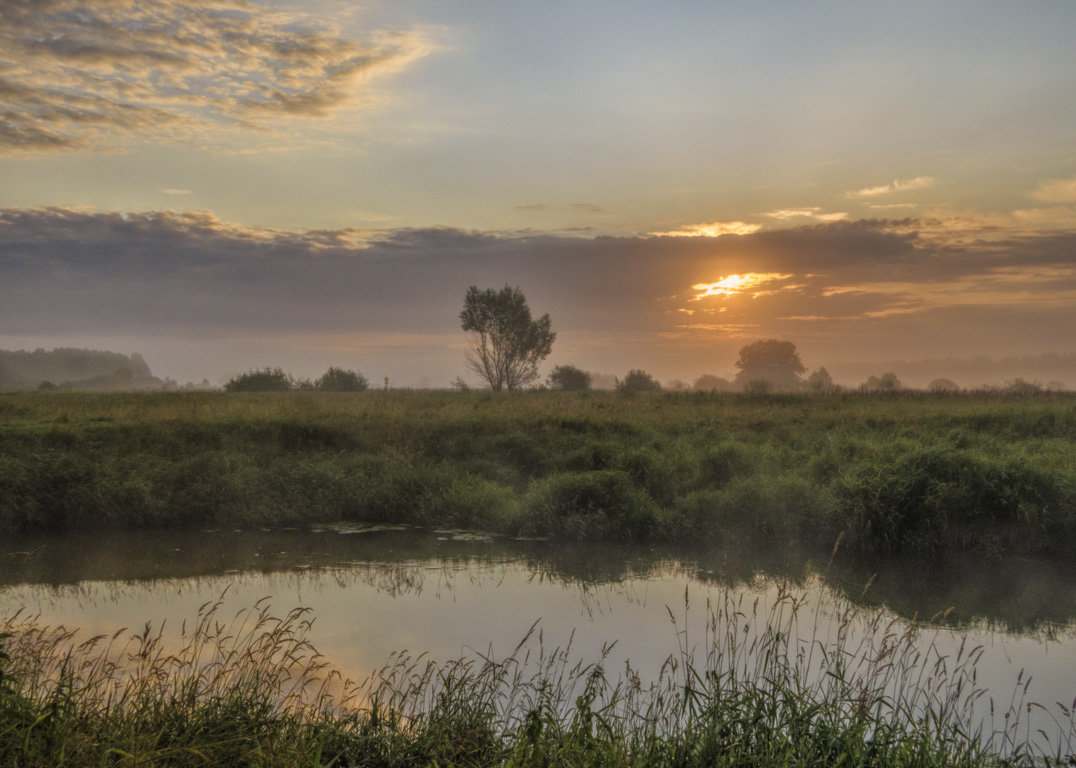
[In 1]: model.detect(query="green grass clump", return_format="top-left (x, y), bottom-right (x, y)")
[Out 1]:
top-left (517, 470), bottom-right (657, 540)
top-left (834, 446), bottom-right (1069, 553)
top-left (1, 390), bottom-right (1075, 555)
top-left (1, 593), bottom-right (1072, 767)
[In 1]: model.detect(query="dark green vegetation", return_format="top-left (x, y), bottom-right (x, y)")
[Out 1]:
top-left (1, 391), bottom-right (1074, 555)
top-left (225, 367), bottom-right (370, 392)
top-left (617, 369), bottom-right (662, 392)
top-left (2, 591), bottom-right (1071, 767)
top-left (546, 364), bottom-right (592, 391)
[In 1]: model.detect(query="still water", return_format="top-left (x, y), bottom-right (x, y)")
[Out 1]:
top-left (2, 526), bottom-right (1075, 748)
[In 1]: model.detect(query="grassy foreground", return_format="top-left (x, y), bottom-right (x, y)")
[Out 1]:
top-left (1, 390), bottom-right (1074, 554)
top-left (2, 591), bottom-right (1072, 767)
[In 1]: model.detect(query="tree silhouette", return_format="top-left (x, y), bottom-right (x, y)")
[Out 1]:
top-left (734, 340), bottom-right (805, 391)
top-left (460, 285), bottom-right (555, 391)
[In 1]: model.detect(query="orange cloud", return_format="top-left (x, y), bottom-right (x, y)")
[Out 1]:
top-left (691, 273), bottom-right (794, 300)
top-left (764, 207), bottom-right (848, 222)
top-left (1030, 176), bottom-right (1076, 204)
top-left (651, 221), bottom-right (761, 237)
top-left (847, 176), bottom-right (936, 199)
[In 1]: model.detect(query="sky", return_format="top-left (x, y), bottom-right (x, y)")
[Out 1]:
top-left (3, 0), bottom-right (1076, 387)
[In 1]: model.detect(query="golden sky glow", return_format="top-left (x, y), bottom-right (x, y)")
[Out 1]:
top-left (652, 222), bottom-right (763, 238)
top-left (691, 273), bottom-right (794, 300)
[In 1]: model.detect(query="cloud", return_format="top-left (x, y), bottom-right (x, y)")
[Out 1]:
top-left (650, 221), bottom-right (762, 237)
top-left (514, 203), bottom-right (614, 215)
top-left (3, 208), bottom-right (1076, 378)
top-left (0, 0), bottom-right (434, 153)
top-left (764, 207), bottom-right (848, 222)
top-left (847, 176), bottom-right (936, 199)
top-left (1030, 175), bottom-right (1076, 204)
top-left (569, 203), bottom-right (614, 214)
top-left (161, 189), bottom-right (193, 195)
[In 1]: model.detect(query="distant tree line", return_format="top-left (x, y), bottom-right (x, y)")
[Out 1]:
top-left (224, 367), bottom-right (369, 392)
top-left (0, 348), bottom-right (164, 391)
top-left (4, 289), bottom-right (1070, 395)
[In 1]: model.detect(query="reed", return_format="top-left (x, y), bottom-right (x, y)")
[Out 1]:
top-left (1, 591), bottom-right (1072, 766)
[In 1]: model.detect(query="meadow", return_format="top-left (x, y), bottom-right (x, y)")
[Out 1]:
top-left (1, 389), bottom-right (1074, 556)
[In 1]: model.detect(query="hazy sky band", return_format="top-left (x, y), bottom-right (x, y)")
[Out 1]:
top-left (2, 0), bottom-right (1075, 383)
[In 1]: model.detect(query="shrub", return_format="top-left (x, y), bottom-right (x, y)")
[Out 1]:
top-left (834, 447), bottom-right (1064, 552)
top-left (928, 378), bottom-right (960, 394)
top-left (315, 367), bottom-right (369, 392)
top-left (224, 367), bottom-right (292, 392)
top-left (1004, 378), bottom-right (1043, 395)
top-left (547, 365), bottom-right (592, 391)
top-left (860, 372), bottom-right (902, 393)
top-left (517, 470), bottom-right (657, 540)
top-left (698, 442), bottom-right (755, 486)
top-left (693, 374), bottom-right (732, 392)
top-left (617, 369), bottom-right (661, 392)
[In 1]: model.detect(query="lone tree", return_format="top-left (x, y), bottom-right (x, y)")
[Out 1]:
top-left (460, 285), bottom-right (555, 391)
top-left (734, 339), bottom-right (805, 392)
top-left (547, 364), bottom-right (592, 391)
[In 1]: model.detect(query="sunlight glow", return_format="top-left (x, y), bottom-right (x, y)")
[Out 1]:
top-left (651, 221), bottom-right (762, 238)
top-left (691, 272), bottom-right (793, 300)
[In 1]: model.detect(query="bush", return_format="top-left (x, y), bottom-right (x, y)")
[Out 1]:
top-left (693, 374), bottom-right (732, 392)
top-left (617, 369), bottom-right (661, 392)
top-left (834, 447), bottom-right (1065, 552)
top-left (224, 368), bottom-right (292, 392)
top-left (316, 367), bottom-right (369, 392)
top-left (928, 378), bottom-right (960, 394)
top-left (1004, 378), bottom-right (1043, 395)
top-left (547, 365), bottom-right (592, 391)
top-left (517, 470), bottom-right (657, 540)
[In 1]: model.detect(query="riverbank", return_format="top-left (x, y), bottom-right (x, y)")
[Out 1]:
top-left (1, 390), bottom-right (1074, 555)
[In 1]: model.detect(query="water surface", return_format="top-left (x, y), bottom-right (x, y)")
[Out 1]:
top-left (2, 527), bottom-right (1075, 749)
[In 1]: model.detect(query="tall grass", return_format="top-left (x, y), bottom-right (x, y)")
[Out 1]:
top-left (1, 592), bottom-right (1072, 766)
top-left (2, 390), bottom-right (1075, 554)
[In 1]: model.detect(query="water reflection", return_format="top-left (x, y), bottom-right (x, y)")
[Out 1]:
top-left (3, 527), bottom-right (1075, 634)
top-left (2, 527), bottom-right (1075, 757)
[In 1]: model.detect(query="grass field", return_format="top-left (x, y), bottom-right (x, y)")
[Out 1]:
top-left (1, 390), bottom-right (1074, 555)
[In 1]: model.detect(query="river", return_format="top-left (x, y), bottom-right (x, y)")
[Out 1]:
top-left (2, 526), bottom-right (1075, 755)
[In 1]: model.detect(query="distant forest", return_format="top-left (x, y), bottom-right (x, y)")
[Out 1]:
top-left (0, 348), bottom-right (164, 391)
